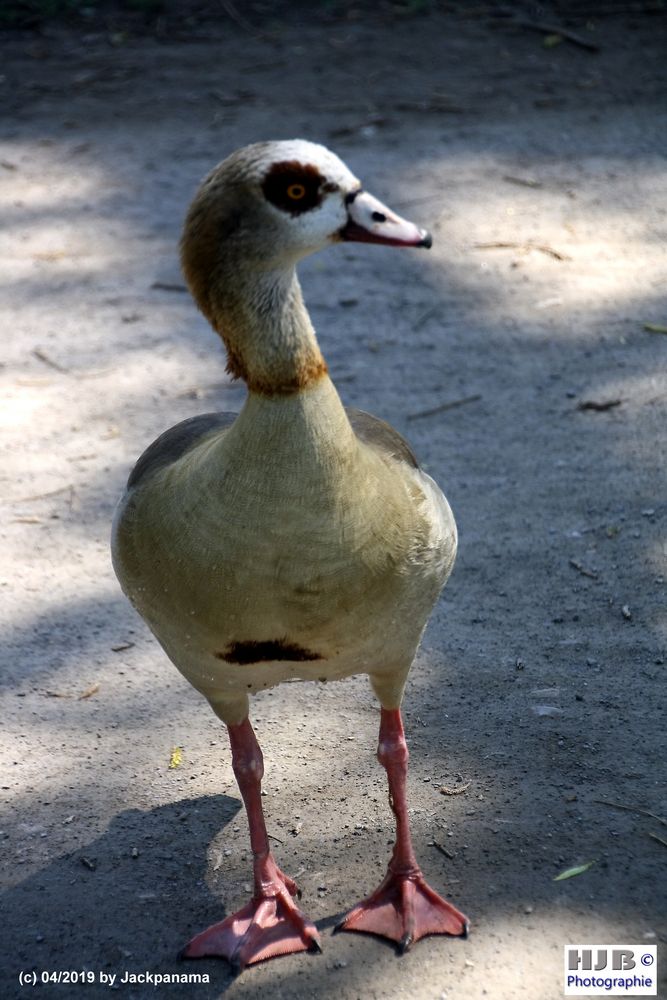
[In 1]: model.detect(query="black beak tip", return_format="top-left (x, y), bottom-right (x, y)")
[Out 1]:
top-left (419, 230), bottom-right (433, 249)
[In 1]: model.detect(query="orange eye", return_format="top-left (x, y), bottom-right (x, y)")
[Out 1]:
top-left (287, 183), bottom-right (306, 200)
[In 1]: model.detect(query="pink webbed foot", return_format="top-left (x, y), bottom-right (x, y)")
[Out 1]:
top-left (337, 867), bottom-right (469, 953)
top-left (181, 869), bottom-right (321, 971)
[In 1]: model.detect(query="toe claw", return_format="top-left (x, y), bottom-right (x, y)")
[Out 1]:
top-left (399, 933), bottom-right (413, 954)
top-left (309, 937), bottom-right (323, 954)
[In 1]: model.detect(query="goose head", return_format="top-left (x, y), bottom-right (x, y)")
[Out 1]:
top-left (180, 140), bottom-right (431, 393)
top-left (182, 139), bottom-right (430, 298)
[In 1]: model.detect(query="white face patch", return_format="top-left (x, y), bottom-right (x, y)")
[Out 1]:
top-left (261, 139), bottom-right (360, 191)
top-left (288, 195), bottom-right (349, 253)
top-left (251, 140), bottom-right (361, 255)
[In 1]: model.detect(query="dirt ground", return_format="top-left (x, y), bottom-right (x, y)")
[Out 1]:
top-left (1, 3), bottom-right (666, 998)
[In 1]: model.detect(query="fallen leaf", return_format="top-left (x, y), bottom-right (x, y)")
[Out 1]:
top-left (643, 323), bottom-right (667, 334)
top-left (553, 860), bottom-right (596, 881)
top-left (532, 704), bottom-right (563, 717)
top-left (169, 747), bottom-right (183, 769)
top-left (79, 683), bottom-right (100, 700)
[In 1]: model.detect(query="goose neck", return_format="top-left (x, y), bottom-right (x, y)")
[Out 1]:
top-left (212, 265), bottom-right (327, 397)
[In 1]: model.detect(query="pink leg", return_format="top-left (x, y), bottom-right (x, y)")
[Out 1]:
top-left (337, 707), bottom-right (469, 952)
top-left (180, 719), bottom-right (320, 970)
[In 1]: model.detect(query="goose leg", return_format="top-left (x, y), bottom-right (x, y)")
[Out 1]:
top-left (337, 707), bottom-right (469, 951)
top-left (181, 719), bottom-right (321, 970)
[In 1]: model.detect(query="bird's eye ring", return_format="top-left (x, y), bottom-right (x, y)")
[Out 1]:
top-left (287, 183), bottom-right (307, 200)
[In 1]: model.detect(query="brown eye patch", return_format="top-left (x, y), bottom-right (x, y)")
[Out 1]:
top-left (262, 160), bottom-right (336, 215)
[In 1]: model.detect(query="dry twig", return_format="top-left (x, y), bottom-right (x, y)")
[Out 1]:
top-left (408, 395), bottom-right (481, 421)
top-left (568, 559), bottom-right (599, 580)
top-left (594, 799), bottom-right (667, 827)
top-left (503, 175), bottom-right (542, 189)
top-left (217, 0), bottom-right (273, 41)
top-left (33, 348), bottom-right (70, 373)
top-left (440, 781), bottom-right (471, 796)
top-left (511, 18), bottom-right (600, 52)
top-left (151, 281), bottom-right (187, 293)
top-left (431, 839), bottom-right (456, 859)
top-left (7, 485), bottom-right (74, 505)
top-left (577, 399), bottom-right (622, 412)
top-left (473, 241), bottom-right (571, 261)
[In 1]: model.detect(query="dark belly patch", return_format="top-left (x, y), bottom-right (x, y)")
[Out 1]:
top-left (216, 639), bottom-right (323, 665)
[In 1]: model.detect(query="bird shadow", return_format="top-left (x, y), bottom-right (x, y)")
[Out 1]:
top-left (1, 795), bottom-right (247, 998)
top-left (2, 789), bottom-right (412, 1000)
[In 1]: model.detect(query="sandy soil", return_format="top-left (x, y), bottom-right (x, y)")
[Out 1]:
top-left (1, 4), bottom-right (666, 999)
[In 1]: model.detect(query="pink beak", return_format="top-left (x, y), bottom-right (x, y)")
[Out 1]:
top-left (341, 189), bottom-right (432, 249)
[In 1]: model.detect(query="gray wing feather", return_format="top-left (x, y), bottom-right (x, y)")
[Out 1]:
top-left (346, 407), bottom-right (419, 470)
top-left (127, 412), bottom-right (237, 489)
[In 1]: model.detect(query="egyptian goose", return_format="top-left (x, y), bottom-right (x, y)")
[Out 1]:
top-left (112, 140), bottom-right (468, 970)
